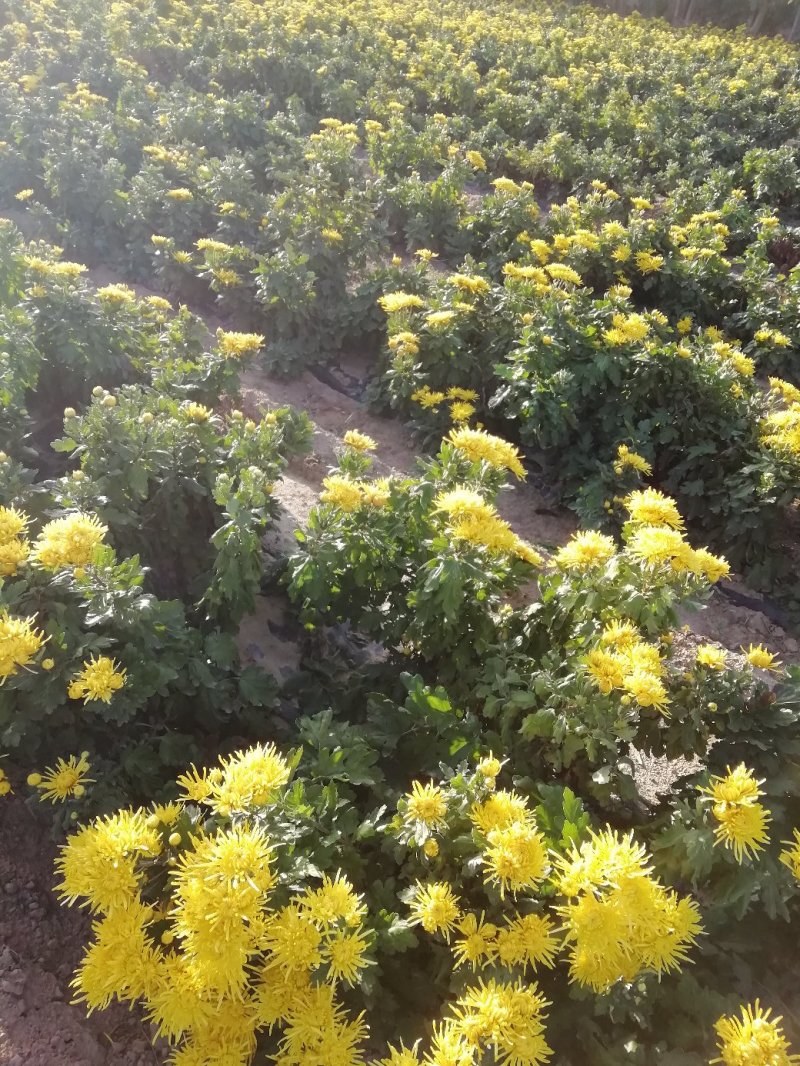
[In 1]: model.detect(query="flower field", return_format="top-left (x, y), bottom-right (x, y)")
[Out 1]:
top-left (2, 0), bottom-right (800, 1063)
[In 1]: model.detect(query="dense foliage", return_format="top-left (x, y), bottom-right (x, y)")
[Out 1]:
top-left (1, 0), bottom-right (800, 1063)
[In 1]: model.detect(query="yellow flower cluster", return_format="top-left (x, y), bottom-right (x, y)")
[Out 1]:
top-left (623, 492), bottom-right (729, 582)
top-left (613, 443), bottom-right (651, 476)
top-left (435, 487), bottom-right (542, 566)
top-left (700, 765), bottom-right (771, 862)
top-left (216, 330), bottom-right (265, 358)
top-left (447, 427), bottom-right (525, 479)
top-left (0, 505), bottom-right (30, 577)
top-left (554, 829), bottom-right (701, 992)
top-left (68, 655), bottom-right (126, 704)
top-left (31, 512), bottom-right (107, 570)
top-left (584, 619), bottom-right (670, 713)
top-left (321, 473), bottom-right (391, 511)
top-left (0, 611), bottom-right (45, 681)
top-left (57, 745), bottom-right (371, 1066)
top-left (712, 1001), bottom-right (800, 1066)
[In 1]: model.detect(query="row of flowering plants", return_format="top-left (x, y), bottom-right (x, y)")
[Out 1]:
top-left (4, 268), bottom-right (800, 1058)
top-left (0, 224), bottom-right (311, 803)
top-left (48, 425), bottom-right (800, 1063)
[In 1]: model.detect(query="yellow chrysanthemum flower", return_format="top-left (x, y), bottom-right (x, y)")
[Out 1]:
top-left (554, 530), bottom-right (616, 571)
top-left (743, 644), bottom-right (781, 672)
top-left (404, 780), bottom-right (449, 829)
top-left (625, 488), bottom-right (684, 530)
top-left (68, 655), bottom-right (126, 704)
top-left (712, 1001), bottom-right (800, 1066)
top-left (343, 429), bottom-right (377, 452)
top-left (0, 612), bottom-right (45, 680)
top-left (30, 753), bottom-right (94, 804)
top-left (409, 882), bottom-right (461, 940)
top-left (32, 513), bottom-right (107, 569)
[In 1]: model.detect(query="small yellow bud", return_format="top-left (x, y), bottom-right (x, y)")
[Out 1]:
top-left (73, 784), bottom-right (85, 798)
top-left (168, 832), bottom-right (181, 847)
top-left (64, 407), bottom-right (77, 418)
top-left (161, 929), bottom-right (174, 945)
top-left (92, 385), bottom-right (104, 397)
top-left (41, 658), bottom-right (54, 670)
top-left (707, 702), bottom-right (718, 712)
top-left (72, 470), bottom-right (85, 481)
top-left (141, 412), bottom-right (154, 425)
top-left (423, 839), bottom-right (439, 858)
top-left (73, 567), bottom-right (86, 580)
top-left (102, 395), bottom-right (117, 408)
top-left (26, 773), bottom-right (42, 786)
top-left (620, 695), bottom-right (632, 706)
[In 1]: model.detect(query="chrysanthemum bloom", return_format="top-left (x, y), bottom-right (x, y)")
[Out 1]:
top-left (377, 1042), bottom-right (423, 1066)
top-left (0, 505), bottom-right (28, 543)
top-left (687, 547), bottom-right (730, 583)
top-left (584, 648), bottom-right (626, 694)
top-left (404, 781), bottom-right (448, 829)
top-left (30, 753), bottom-right (94, 804)
top-left (390, 332), bottom-right (421, 358)
top-left (301, 873), bottom-right (367, 928)
top-left (555, 829), bottom-right (700, 991)
top-left (56, 807), bottom-right (161, 913)
top-left (322, 928), bottom-right (372, 985)
top-left (0, 612), bottom-right (45, 680)
top-left (450, 401), bottom-right (475, 423)
top-left (696, 644), bottom-right (727, 671)
top-left (744, 644), bottom-right (782, 672)
top-left (544, 263), bottom-right (583, 286)
top-left (448, 273), bottom-right (489, 294)
top-left (452, 913), bottom-right (498, 969)
top-left (701, 765), bottom-right (771, 861)
top-left (470, 790), bottom-right (533, 835)
top-left (779, 829), bottom-right (800, 881)
top-left (626, 525), bottom-right (693, 570)
top-left (451, 978), bottom-right (552, 1064)
top-left (493, 177), bottom-right (521, 195)
top-left (450, 512), bottom-right (520, 556)
top-left (712, 1001), bottom-right (800, 1066)
top-left (435, 487), bottom-right (497, 524)
top-left (320, 474), bottom-right (364, 511)
top-left (97, 283), bottom-right (136, 304)
top-left (448, 427), bottom-right (526, 479)
top-left (622, 669), bottom-right (671, 713)
top-left (343, 429), bottom-right (377, 452)
top-left (32, 512), bottom-right (107, 569)
top-left (615, 444), bottom-right (651, 475)
top-left (494, 913), bottom-right (559, 971)
top-left (379, 292), bottom-right (425, 314)
top-left (554, 530), bottom-right (616, 571)
top-left (483, 822), bottom-right (548, 897)
top-left (182, 402), bottom-right (212, 422)
top-left (207, 743), bottom-right (291, 815)
top-left (711, 801), bottom-right (771, 862)
top-left (410, 385), bottom-right (444, 408)
top-left (68, 655), bottom-right (126, 704)
top-left (409, 882), bottom-right (462, 939)
top-left (0, 536), bottom-right (29, 576)
top-left (625, 488), bottom-right (684, 530)
top-left (635, 250), bottom-right (664, 273)
top-left (702, 765), bottom-right (763, 807)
